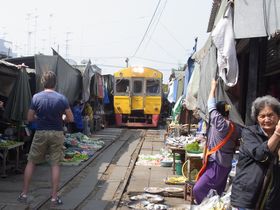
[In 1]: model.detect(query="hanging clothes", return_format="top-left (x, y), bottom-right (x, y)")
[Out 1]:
top-left (176, 76), bottom-right (184, 102)
top-left (82, 60), bottom-right (95, 103)
top-left (184, 62), bottom-right (200, 110)
top-left (197, 44), bottom-right (218, 120)
top-left (97, 74), bottom-right (104, 98)
top-left (183, 37), bottom-right (198, 96)
top-left (103, 89), bottom-right (110, 104)
top-left (173, 78), bottom-right (179, 103)
top-left (167, 78), bottom-right (175, 103)
top-left (211, 5), bottom-right (239, 87)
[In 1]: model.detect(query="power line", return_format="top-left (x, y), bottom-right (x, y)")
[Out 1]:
top-left (134, 56), bottom-right (178, 65)
top-left (160, 22), bottom-right (187, 51)
top-left (143, 0), bottom-right (168, 53)
top-left (131, 0), bottom-right (162, 58)
top-left (150, 38), bottom-right (178, 61)
top-left (70, 54), bottom-right (184, 66)
top-left (94, 63), bottom-right (173, 72)
top-left (90, 63), bottom-right (125, 68)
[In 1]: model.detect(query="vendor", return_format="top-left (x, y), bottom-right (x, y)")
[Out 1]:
top-left (69, 100), bottom-right (84, 133)
top-left (193, 79), bottom-right (242, 204)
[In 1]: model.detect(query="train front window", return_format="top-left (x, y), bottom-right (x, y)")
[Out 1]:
top-left (146, 79), bottom-right (160, 95)
top-left (116, 79), bottom-right (130, 93)
top-left (133, 80), bottom-right (142, 94)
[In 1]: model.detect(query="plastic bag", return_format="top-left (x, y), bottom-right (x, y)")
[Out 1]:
top-left (195, 190), bottom-right (224, 210)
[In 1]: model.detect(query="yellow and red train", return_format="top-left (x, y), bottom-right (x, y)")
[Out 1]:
top-left (113, 66), bottom-right (163, 127)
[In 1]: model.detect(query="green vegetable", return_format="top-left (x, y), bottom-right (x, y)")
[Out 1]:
top-left (0, 140), bottom-right (18, 147)
top-left (185, 141), bottom-right (200, 151)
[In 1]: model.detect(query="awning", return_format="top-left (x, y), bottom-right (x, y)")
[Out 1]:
top-left (3, 67), bottom-right (32, 122)
top-left (234, 0), bottom-right (280, 39)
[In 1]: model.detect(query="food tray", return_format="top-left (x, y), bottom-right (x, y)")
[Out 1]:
top-left (130, 193), bottom-right (164, 203)
top-left (164, 187), bottom-right (183, 193)
top-left (127, 200), bottom-right (150, 209)
top-left (144, 187), bottom-right (164, 194)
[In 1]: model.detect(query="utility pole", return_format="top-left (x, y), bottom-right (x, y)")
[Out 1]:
top-left (48, 13), bottom-right (53, 50)
top-left (125, 57), bottom-right (129, 67)
top-left (65, 32), bottom-right (72, 59)
top-left (34, 13), bottom-right (38, 54)
top-left (26, 13), bottom-right (32, 55)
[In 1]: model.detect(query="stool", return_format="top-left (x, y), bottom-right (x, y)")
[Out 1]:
top-left (184, 181), bottom-right (195, 203)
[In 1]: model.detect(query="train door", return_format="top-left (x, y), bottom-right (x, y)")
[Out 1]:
top-left (114, 78), bottom-right (131, 114)
top-left (144, 78), bottom-right (162, 114)
top-left (131, 78), bottom-right (144, 110)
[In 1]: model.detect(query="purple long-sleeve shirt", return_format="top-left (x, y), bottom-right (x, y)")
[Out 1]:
top-left (207, 98), bottom-right (241, 167)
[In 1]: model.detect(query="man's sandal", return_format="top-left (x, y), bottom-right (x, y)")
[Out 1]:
top-left (17, 194), bottom-right (28, 204)
top-left (51, 196), bottom-right (63, 207)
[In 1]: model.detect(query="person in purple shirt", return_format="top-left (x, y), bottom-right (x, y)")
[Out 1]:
top-left (18, 71), bottom-right (74, 207)
top-left (193, 79), bottom-right (241, 204)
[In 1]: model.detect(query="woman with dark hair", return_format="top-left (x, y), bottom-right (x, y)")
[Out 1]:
top-left (193, 79), bottom-right (241, 204)
top-left (231, 95), bottom-right (280, 210)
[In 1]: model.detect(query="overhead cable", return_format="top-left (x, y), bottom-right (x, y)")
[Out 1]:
top-left (143, 0), bottom-right (168, 52)
top-left (131, 0), bottom-right (162, 58)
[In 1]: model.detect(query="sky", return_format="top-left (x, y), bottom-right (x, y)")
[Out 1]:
top-left (0, 0), bottom-right (212, 83)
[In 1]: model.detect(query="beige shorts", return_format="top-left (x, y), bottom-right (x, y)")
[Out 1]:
top-left (28, 130), bottom-right (64, 165)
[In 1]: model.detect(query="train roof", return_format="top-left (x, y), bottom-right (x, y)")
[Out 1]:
top-left (114, 66), bottom-right (163, 78)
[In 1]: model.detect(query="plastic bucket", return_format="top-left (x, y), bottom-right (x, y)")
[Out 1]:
top-left (175, 160), bottom-right (182, 175)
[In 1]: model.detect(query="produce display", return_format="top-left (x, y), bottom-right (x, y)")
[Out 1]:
top-left (185, 141), bottom-right (203, 153)
top-left (63, 152), bottom-right (89, 162)
top-left (0, 140), bottom-right (19, 147)
top-left (64, 132), bottom-right (105, 151)
top-left (62, 132), bottom-right (105, 165)
top-left (164, 176), bottom-right (187, 185)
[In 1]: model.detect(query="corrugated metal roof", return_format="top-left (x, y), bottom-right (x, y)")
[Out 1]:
top-left (207, 0), bottom-right (222, 33)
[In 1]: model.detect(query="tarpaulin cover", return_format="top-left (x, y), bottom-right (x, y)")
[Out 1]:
top-left (196, 43), bottom-right (243, 125)
top-left (234, 0), bottom-right (280, 39)
top-left (35, 53), bottom-right (82, 105)
top-left (3, 67), bottom-right (32, 121)
top-left (0, 60), bottom-right (19, 98)
top-left (82, 60), bottom-right (95, 103)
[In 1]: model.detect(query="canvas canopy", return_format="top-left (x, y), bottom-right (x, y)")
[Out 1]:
top-left (6, 54), bottom-right (83, 105)
top-left (234, 0), bottom-right (280, 39)
top-left (0, 61), bottom-right (32, 121)
top-left (3, 67), bottom-right (32, 121)
top-left (0, 60), bottom-right (19, 98)
top-left (35, 53), bottom-right (82, 105)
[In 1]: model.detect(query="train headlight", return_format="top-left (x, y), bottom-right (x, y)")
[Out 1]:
top-left (132, 66), bottom-right (144, 73)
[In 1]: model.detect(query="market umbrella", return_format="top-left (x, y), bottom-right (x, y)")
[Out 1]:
top-left (3, 65), bottom-right (32, 122)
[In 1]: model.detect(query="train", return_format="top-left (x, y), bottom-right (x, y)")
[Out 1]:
top-left (113, 66), bottom-right (163, 127)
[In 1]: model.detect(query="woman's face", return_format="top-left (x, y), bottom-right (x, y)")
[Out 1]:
top-left (257, 105), bottom-right (280, 134)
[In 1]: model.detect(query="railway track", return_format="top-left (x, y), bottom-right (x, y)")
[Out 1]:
top-left (36, 128), bottom-right (148, 210)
